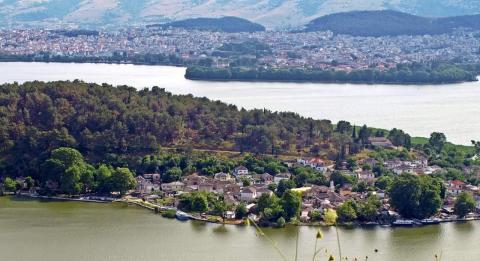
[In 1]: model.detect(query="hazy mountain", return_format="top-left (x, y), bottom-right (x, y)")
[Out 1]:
top-left (1, 0), bottom-right (480, 29)
top-left (305, 10), bottom-right (480, 36)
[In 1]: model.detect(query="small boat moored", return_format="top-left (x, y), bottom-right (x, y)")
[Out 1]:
top-left (421, 218), bottom-right (441, 225)
top-left (175, 211), bottom-right (191, 221)
top-left (392, 220), bottom-right (415, 227)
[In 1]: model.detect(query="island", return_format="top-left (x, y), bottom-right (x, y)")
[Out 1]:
top-left (1, 81), bottom-right (480, 228)
top-left (185, 63), bottom-right (480, 84)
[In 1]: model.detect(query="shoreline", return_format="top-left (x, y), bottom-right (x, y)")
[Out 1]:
top-left (0, 60), bottom-right (478, 85)
top-left (15, 193), bottom-right (116, 204)
top-left (11, 194), bottom-right (480, 229)
top-left (185, 76), bottom-right (479, 86)
top-left (0, 59), bottom-right (187, 68)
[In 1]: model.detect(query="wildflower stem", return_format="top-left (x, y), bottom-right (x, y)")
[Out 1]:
top-left (249, 218), bottom-right (289, 261)
top-left (335, 223), bottom-right (343, 260)
top-left (295, 227), bottom-right (300, 261)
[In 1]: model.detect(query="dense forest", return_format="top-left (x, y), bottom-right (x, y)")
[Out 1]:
top-left (185, 63), bottom-right (480, 84)
top-left (0, 81), bottom-right (348, 179)
top-left (305, 10), bottom-right (480, 36)
top-left (151, 17), bottom-right (266, 33)
top-left (1, 81), bottom-right (478, 211)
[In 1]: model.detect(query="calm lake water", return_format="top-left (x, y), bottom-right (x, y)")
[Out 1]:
top-left (0, 62), bottom-right (479, 145)
top-left (1, 197), bottom-right (479, 261)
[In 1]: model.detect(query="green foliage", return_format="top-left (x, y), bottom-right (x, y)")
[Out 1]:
top-left (388, 128), bottom-right (411, 148)
top-left (235, 203), bottom-right (248, 219)
top-left (357, 195), bottom-right (382, 222)
top-left (389, 174), bottom-right (442, 218)
top-left (426, 139), bottom-right (474, 169)
top-left (186, 62), bottom-right (478, 84)
top-left (178, 192), bottom-right (209, 213)
top-left (429, 132), bottom-right (447, 153)
top-left (281, 190), bottom-right (301, 221)
top-left (95, 164), bottom-right (112, 193)
top-left (310, 210), bottom-right (322, 221)
top-left (24, 176), bottom-right (35, 189)
top-left (472, 140), bottom-right (480, 155)
top-left (330, 171), bottom-right (356, 187)
top-left (276, 179), bottom-right (296, 197)
top-left (323, 209), bottom-right (338, 225)
top-left (3, 177), bottom-right (17, 192)
top-left (257, 193), bottom-right (279, 214)
top-left (336, 121), bottom-right (352, 135)
top-left (240, 154), bottom-right (287, 175)
top-left (163, 17), bottom-right (266, 33)
top-left (211, 197), bottom-right (229, 221)
top-left (43, 147), bottom-right (91, 194)
top-left (305, 10), bottom-right (480, 37)
top-left (337, 196), bottom-right (381, 223)
top-left (256, 193), bottom-right (288, 225)
top-left (109, 167), bottom-right (136, 195)
top-left (375, 175), bottom-right (393, 190)
top-left (337, 200), bottom-right (358, 222)
top-left (275, 217), bottom-right (286, 228)
top-left (0, 81), bottom-right (337, 179)
top-left (358, 125), bottom-right (371, 144)
top-left (242, 177), bottom-right (251, 187)
top-left (161, 209), bottom-right (177, 219)
top-left (454, 192), bottom-right (476, 217)
top-left (163, 167), bottom-right (183, 183)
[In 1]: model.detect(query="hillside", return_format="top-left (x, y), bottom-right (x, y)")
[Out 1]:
top-left (159, 17), bottom-right (265, 33)
top-left (1, 0), bottom-right (480, 29)
top-left (0, 81), bottom-right (339, 177)
top-left (305, 10), bottom-right (480, 36)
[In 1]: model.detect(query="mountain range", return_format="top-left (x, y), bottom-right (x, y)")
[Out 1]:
top-left (305, 10), bottom-right (480, 36)
top-left (1, 0), bottom-right (480, 29)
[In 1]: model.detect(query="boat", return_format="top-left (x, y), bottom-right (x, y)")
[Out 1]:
top-left (392, 220), bottom-right (415, 227)
top-left (175, 211), bottom-right (190, 221)
top-left (421, 218), bottom-right (440, 225)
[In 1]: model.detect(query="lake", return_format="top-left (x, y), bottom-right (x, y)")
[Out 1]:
top-left (1, 196), bottom-right (479, 261)
top-left (0, 62), bottom-right (479, 145)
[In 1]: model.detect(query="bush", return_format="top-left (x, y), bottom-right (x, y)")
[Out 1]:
top-left (161, 209), bottom-right (177, 219)
top-left (310, 210), bottom-right (322, 221)
top-left (275, 217), bottom-right (286, 228)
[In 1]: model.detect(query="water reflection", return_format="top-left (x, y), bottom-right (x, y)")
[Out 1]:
top-left (2, 197), bottom-right (480, 261)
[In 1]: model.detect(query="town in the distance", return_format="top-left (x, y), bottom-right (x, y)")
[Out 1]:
top-left (2, 11), bottom-right (480, 84)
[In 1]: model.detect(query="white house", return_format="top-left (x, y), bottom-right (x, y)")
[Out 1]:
top-left (256, 187), bottom-right (273, 198)
top-left (136, 176), bottom-right (156, 194)
top-left (274, 173), bottom-right (292, 184)
top-left (233, 166), bottom-right (249, 177)
top-left (240, 187), bottom-right (257, 202)
top-left (214, 172), bottom-right (232, 182)
top-left (161, 181), bottom-right (185, 193)
top-left (357, 170), bottom-right (376, 184)
top-left (143, 173), bottom-right (161, 184)
top-left (447, 180), bottom-right (465, 196)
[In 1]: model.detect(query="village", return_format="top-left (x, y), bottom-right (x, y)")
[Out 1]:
top-left (126, 137), bottom-right (480, 227)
